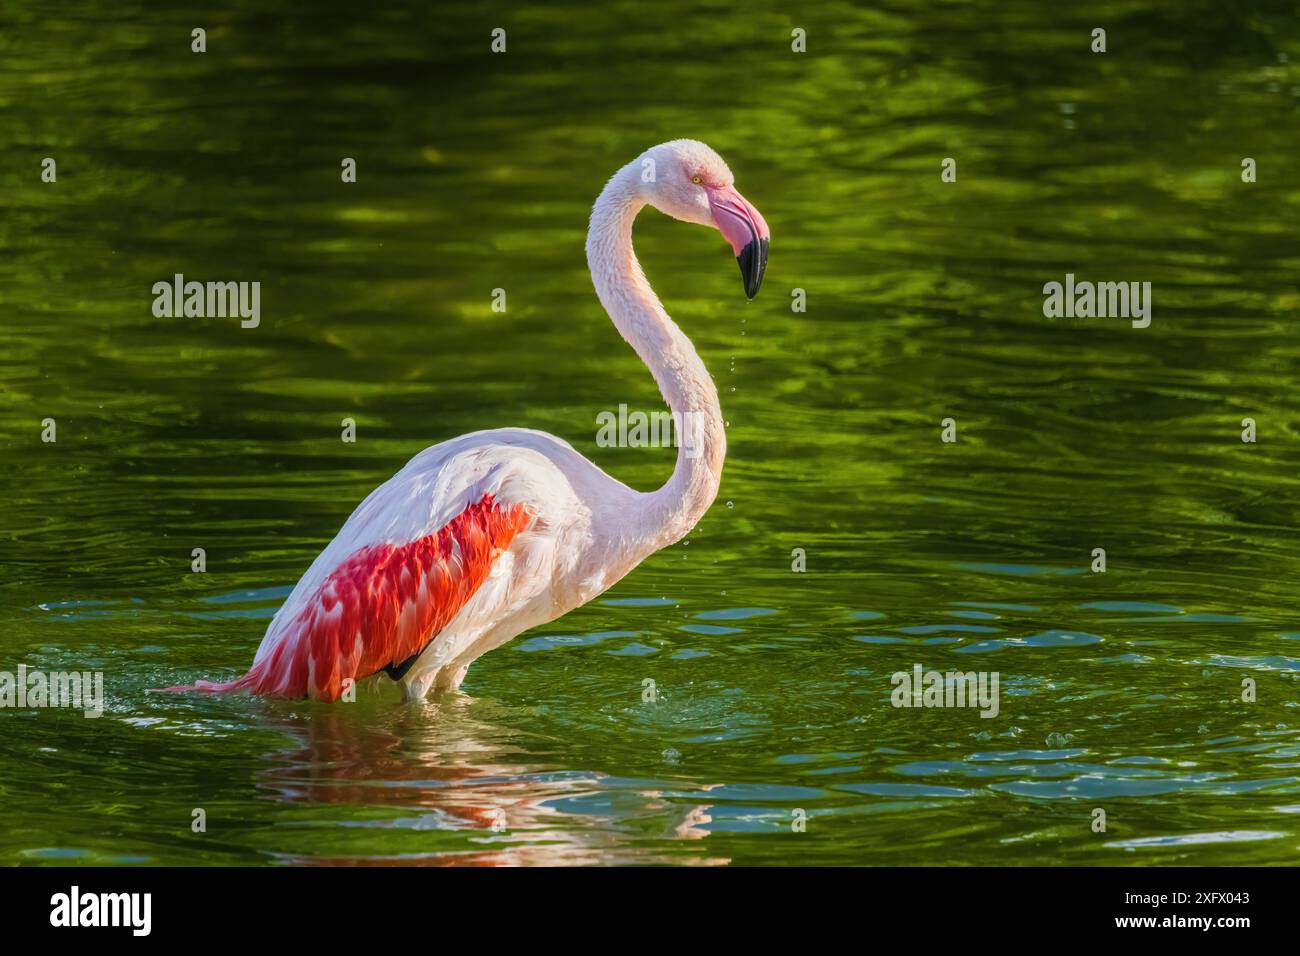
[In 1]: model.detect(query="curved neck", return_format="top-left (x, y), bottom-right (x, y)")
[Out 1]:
top-left (586, 162), bottom-right (726, 548)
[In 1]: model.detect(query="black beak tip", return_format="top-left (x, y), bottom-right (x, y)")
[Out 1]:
top-left (737, 237), bottom-right (769, 300)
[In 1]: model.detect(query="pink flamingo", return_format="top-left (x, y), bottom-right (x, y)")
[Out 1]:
top-left (162, 140), bottom-right (769, 702)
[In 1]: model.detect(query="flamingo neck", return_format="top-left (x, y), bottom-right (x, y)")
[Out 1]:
top-left (586, 163), bottom-right (726, 549)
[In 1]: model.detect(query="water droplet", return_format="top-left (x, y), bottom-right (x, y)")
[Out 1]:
top-left (725, 500), bottom-right (734, 509)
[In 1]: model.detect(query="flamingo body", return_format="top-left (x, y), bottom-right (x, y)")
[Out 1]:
top-left (191, 492), bottom-right (529, 702)
top-left (163, 140), bottom-right (769, 701)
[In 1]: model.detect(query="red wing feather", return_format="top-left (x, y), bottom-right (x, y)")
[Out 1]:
top-left (164, 494), bottom-right (533, 701)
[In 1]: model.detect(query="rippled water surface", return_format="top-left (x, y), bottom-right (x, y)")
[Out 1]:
top-left (2, 1), bottom-right (1300, 864)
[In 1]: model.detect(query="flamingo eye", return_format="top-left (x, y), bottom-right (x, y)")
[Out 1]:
top-left (691, 175), bottom-right (703, 185)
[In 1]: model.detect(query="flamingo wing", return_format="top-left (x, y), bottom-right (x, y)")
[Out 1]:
top-left (174, 492), bottom-right (533, 702)
top-left (255, 493), bottom-right (533, 700)
top-left (157, 432), bottom-right (600, 702)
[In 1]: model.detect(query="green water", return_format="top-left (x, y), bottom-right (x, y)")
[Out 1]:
top-left (2, 1), bottom-right (1300, 865)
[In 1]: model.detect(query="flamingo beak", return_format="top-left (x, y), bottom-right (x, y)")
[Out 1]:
top-left (707, 184), bottom-right (770, 299)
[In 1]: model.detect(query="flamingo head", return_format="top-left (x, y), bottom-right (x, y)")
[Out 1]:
top-left (638, 139), bottom-right (770, 299)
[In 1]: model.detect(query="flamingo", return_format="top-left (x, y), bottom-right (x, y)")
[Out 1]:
top-left (160, 139), bottom-right (769, 703)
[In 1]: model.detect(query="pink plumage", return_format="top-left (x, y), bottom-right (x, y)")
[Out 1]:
top-left (161, 495), bottom-right (532, 701)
